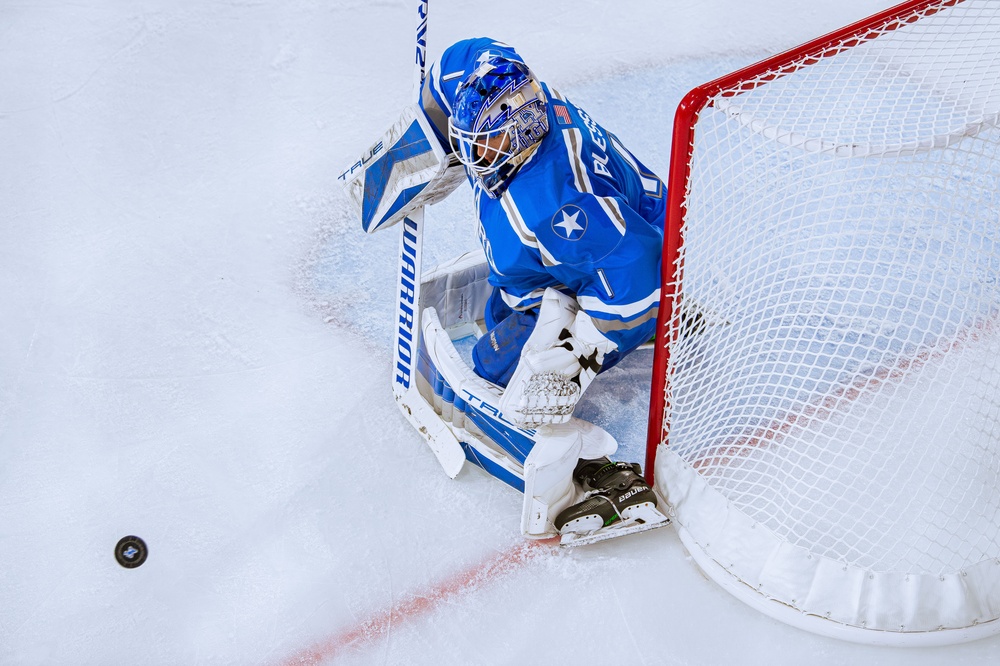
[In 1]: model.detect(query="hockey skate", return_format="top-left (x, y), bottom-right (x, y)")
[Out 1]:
top-left (555, 458), bottom-right (670, 547)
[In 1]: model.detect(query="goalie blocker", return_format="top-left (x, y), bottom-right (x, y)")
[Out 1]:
top-left (339, 104), bottom-right (466, 234)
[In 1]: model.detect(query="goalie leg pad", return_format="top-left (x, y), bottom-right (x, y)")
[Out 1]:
top-left (521, 424), bottom-right (582, 538)
top-left (417, 307), bottom-right (535, 490)
top-left (417, 306), bottom-right (619, 496)
top-left (520, 420), bottom-right (620, 537)
top-left (420, 249), bottom-right (493, 340)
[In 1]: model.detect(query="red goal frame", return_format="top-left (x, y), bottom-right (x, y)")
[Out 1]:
top-left (643, 0), bottom-right (963, 483)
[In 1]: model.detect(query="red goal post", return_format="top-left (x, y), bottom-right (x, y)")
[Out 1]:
top-left (644, 0), bottom-right (1000, 644)
top-left (645, 0), bottom-right (963, 480)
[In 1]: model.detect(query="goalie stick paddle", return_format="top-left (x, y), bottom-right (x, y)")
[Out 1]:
top-left (391, 0), bottom-right (466, 478)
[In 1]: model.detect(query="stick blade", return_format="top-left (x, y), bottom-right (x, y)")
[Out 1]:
top-left (396, 393), bottom-right (467, 478)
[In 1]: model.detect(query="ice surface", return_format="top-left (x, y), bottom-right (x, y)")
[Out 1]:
top-left (2, 0), bottom-right (998, 664)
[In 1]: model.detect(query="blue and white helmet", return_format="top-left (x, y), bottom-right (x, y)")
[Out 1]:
top-left (448, 57), bottom-right (549, 198)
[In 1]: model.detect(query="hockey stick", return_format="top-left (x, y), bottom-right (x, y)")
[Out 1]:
top-left (391, 0), bottom-right (467, 478)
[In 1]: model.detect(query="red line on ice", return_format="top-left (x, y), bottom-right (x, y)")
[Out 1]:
top-left (278, 536), bottom-right (558, 665)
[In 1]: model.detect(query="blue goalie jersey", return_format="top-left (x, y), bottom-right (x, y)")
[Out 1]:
top-left (420, 38), bottom-right (666, 361)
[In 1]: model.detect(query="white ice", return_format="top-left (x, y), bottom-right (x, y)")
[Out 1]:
top-left (2, 0), bottom-right (998, 664)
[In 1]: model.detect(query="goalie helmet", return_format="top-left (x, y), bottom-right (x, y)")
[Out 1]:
top-left (448, 57), bottom-right (549, 198)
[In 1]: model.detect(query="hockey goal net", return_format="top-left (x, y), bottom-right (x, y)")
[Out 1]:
top-left (646, 0), bottom-right (1000, 644)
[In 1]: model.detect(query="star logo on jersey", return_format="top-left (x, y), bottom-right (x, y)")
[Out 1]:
top-left (551, 205), bottom-right (588, 241)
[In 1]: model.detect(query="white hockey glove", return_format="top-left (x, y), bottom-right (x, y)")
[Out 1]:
top-left (500, 289), bottom-right (617, 428)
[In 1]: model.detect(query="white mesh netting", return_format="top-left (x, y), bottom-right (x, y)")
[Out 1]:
top-left (653, 0), bottom-right (1000, 643)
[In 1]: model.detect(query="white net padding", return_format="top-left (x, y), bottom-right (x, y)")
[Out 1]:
top-left (652, 0), bottom-right (1000, 644)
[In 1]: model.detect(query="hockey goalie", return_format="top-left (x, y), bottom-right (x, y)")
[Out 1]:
top-left (340, 37), bottom-right (669, 546)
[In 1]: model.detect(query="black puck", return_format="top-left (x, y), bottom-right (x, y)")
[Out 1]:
top-left (115, 535), bottom-right (148, 568)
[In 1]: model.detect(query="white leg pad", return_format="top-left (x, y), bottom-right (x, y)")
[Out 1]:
top-left (520, 421), bottom-right (619, 538)
top-left (577, 419), bottom-right (619, 460)
top-left (417, 306), bottom-right (623, 522)
top-left (420, 249), bottom-right (492, 340)
top-left (521, 424), bottom-right (582, 538)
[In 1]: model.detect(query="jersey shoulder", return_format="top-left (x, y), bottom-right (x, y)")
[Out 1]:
top-left (500, 148), bottom-right (628, 269)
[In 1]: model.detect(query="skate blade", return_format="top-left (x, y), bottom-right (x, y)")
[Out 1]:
top-left (558, 504), bottom-right (671, 548)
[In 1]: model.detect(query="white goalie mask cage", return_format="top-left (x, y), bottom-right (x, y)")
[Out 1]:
top-left (448, 58), bottom-right (549, 196)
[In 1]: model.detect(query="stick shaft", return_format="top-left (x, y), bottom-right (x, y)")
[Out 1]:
top-left (413, 0), bottom-right (429, 99)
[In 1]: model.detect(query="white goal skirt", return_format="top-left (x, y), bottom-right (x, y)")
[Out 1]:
top-left (651, 0), bottom-right (1000, 644)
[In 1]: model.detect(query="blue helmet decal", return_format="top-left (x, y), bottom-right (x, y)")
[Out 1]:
top-left (448, 57), bottom-right (549, 197)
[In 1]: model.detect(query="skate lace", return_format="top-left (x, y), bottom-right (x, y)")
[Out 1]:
top-left (582, 478), bottom-right (649, 506)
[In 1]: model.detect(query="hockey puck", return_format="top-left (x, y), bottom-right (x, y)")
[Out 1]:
top-left (115, 535), bottom-right (148, 569)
